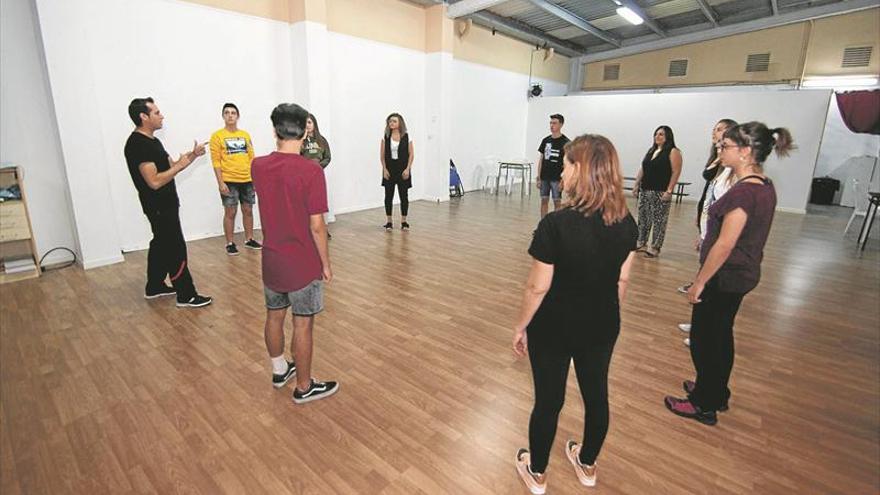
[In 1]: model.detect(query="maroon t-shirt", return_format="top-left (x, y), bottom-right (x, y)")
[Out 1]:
top-left (700, 177), bottom-right (776, 294)
top-left (252, 151), bottom-right (328, 293)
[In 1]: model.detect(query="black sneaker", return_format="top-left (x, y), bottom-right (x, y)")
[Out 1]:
top-left (292, 378), bottom-right (339, 404)
top-left (176, 294), bottom-right (213, 308)
top-left (226, 243), bottom-right (239, 256)
top-left (383, 222), bottom-right (393, 231)
top-left (244, 239), bottom-right (262, 250)
top-left (272, 361), bottom-right (297, 389)
top-left (401, 222), bottom-right (410, 231)
top-left (144, 284), bottom-right (176, 299)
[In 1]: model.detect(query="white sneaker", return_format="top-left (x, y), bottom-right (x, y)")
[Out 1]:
top-left (677, 282), bottom-right (692, 293)
top-left (678, 323), bottom-right (691, 333)
top-left (684, 337), bottom-right (690, 347)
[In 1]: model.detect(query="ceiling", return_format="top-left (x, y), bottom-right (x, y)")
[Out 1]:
top-left (414, 0), bottom-right (876, 62)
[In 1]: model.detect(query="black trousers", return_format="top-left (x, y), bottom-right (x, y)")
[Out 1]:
top-left (527, 332), bottom-right (616, 473)
top-left (384, 183), bottom-right (409, 217)
top-left (688, 279), bottom-right (745, 411)
top-left (145, 207), bottom-right (196, 301)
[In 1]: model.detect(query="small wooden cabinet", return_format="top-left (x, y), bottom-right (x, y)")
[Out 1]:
top-left (0, 166), bottom-right (40, 283)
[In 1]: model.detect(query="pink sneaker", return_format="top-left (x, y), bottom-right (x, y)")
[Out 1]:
top-left (565, 440), bottom-right (597, 487)
top-left (515, 449), bottom-right (546, 494)
top-left (682, 381), bottom-right (729, 411)
top-left (664, 396), bottom-right (717, 425)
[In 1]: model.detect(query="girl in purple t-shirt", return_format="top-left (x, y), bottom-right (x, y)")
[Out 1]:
top-left (664, 122), bottom-right (795, 426)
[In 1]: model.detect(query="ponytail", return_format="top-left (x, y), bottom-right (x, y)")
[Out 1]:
top-left (771, 128), bottom-right (794, 158)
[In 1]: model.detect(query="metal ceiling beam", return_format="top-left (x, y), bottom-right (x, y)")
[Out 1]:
top-left (694, 0), bottom-right (719, 26)
top-left (617, 0), bottom-right (666, 37)
top-left (770, 0), bottom-right (780, 16)
top-left (470, 11), bottom-right (585, 58)
top-left (579, 0), bottom-right (877, 64)
top-left (526, 0), bottom-right (621, 47)
top-left (447, 0), bottom-right (509, 19)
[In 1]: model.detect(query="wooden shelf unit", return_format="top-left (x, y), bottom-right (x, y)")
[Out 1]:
top-left (0, 166), bottom-right (40, 283)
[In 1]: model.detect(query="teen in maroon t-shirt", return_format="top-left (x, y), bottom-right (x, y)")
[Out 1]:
top-left (665, 121), bottom-right (795, 426)
top-left (251, 103), bottom-right (338, 405)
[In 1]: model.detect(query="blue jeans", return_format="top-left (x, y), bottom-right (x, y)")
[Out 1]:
top-left (539, 180), bottom-right (561, 200)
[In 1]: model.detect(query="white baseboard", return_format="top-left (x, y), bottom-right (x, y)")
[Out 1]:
top-left (82, 253), bottom-right (125, 270)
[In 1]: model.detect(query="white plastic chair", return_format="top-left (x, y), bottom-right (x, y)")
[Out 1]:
top-left (843, 178), bottom-right (869, 236)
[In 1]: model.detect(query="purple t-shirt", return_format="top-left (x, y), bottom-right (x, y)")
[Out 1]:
top-left (700, 177), bottom-right (776, 294)
top-left (251, 152), bottom-right (328, 293)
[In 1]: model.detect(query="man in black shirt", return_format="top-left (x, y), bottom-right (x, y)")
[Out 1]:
top-left (536, 114), bottom-right (570, 218)
top-left (124, 97), bottom-right (212, 308)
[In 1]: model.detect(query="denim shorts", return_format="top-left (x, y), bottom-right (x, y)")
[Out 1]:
top-left (264, 279), bottom-right (324, 315)
top-left (221, 181), bottom-right (256, 207)
top-left (540, 179), bottom-right (562, 200)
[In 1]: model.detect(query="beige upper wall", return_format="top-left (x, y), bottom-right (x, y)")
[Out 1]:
top-left (453, 24), bottom-right (570, 83)
top-left (804, 8), bottom-right (880, 77)
top-left (175, 0), bottom-right (570, 81)
top-left (583, 8), bottom-right (879, 90)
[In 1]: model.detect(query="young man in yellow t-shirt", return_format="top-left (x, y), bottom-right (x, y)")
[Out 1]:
top-left (210, 103), bottom-right (260, 255)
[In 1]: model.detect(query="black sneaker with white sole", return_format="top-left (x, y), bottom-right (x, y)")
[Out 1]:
top-left (176, 294), bottom-right (213, 308)
top-left (272, 361), bottom-right (297, 388)
top-left (144, 284), bottom-right (176, 299)
top-left (244, 239), bottom-right (262, 250)
top-left (292, 378), bottom-right (339, 404)
top-left (226, 243), bottom-right (239, 256)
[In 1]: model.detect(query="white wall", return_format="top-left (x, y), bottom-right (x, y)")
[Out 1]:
top-left (327, 32), bottom-right (426, 214)
top-left (526, 90), bottom-right (833, 212)
top-left (36, 0), bottom-right (296, 257)
top-left (0, 0), bottom-right (78, 265)
top-left (450, 59), bottom-right (567, 192)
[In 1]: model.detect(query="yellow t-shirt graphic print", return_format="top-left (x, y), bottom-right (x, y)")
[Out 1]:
top-left (210, 128), bottom-right (254, 183)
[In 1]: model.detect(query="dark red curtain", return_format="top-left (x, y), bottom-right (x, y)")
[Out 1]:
top-left (836, 89), bottom-right (880, 135)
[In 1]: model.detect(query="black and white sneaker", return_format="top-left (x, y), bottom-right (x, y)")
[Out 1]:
top-left (226, 243), bottom-right (239, 256)
top-left (144, 284), bottom-right (176, 299)
top-left (383, 222), bottom-right (393, 231)
top-left (176, 294), bottom-right (213, 308)
top-left (272, 361), bottom-right (297, 389)
top-left (292, 378), bottom-right (339, 404)
top-left (244, 239), bottom-right (262, 250)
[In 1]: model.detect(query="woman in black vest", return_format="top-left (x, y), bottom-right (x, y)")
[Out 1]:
top-left (632, 125), bottom-right (682, 257)
top-left (380, 113), bottom-right (413, 231)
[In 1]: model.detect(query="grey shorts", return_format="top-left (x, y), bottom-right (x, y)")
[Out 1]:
top-left (540, 180), bottom-right (562, 200)
top-left (264, 279), bottom-right (324, 315)
top-left (221, 182), bottom-right (256, 207)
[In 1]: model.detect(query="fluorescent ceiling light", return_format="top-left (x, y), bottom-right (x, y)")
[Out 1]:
top-left (616, 7), bottom-right (644, 25)
top-left (802, 75), bottom-right (879, 88)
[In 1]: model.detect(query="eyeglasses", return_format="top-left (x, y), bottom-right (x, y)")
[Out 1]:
top-left (716, 143), bottom-right (741, 151)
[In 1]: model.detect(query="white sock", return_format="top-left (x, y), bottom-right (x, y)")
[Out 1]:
top-left (271, 355), bottom-right (288, 375)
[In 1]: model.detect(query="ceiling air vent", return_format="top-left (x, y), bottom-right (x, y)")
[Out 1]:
top-left (603, 63), bottom-right (620, 81)
top-left (668, 59), bottom-right (688, 77)
top-left (745, 53), bottom-right (770, 73)
top-left (842, 46), bottom-right (873, 68)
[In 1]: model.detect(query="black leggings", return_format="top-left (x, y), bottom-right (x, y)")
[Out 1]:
top-left (384, 183), bottom-right (409, 217)
top-left (527, 334), bottom-right (616, 473)
top-left (688, 279), bottom-right (744, 411)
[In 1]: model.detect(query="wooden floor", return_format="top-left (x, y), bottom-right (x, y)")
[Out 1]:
top-left (1, 191), bottom-right (878, 494)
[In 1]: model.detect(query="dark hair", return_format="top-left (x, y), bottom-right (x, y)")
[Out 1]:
top-left (222, 103), bottom-right (239, 116)
top-left (128, 97), bottom-right (154, 126)
top-left (705, 118), bottom-right (739, 169)
top-left (550, 114), bottom-right (564, 124)
top-left (306, 113), bottom-right (329, 148)
top-left (723, 121), bottom-right (795, 165)
top-left (271, 103), bottom-right (309, 140)
top-left (384, 113), bottom-right (408, 138)
top-left (645, 125), bottom-right (677, 159)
